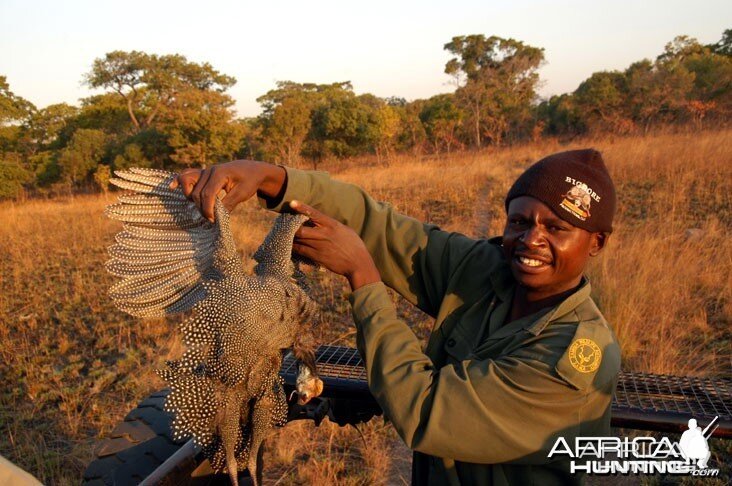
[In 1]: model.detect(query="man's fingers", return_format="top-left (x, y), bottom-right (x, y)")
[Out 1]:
top-left (294, 225), bottom-right (329, 241)
top-left (291, 200), bottom-right (331, 226)
top-left (190, 168), bottom-right (213, 210)
top-left (200, 167), bottom-right (221, 222)
top-left (292, 242), bottom-right (319, 261)
top-left (181, 177), bottom-right (196, 197)
top-left (221, 185), bottom-right (248, 212)
top-left (173, 168), bottom-right (202, 195)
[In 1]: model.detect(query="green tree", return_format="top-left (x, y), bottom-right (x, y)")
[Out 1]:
top-left (256, 82), bottom-right (320, 164)
top-left (537, 94), bottom-right (585, 136)
top-left (0, 75), bottom-right (34, 125)
top-left (308, 86), bottom-right (380, 159)
top-left (541, 29), bottom-right (731, 137)
top-left (76, 92), bottom-right (164, 169)
top-left (709, 28), bottom-right (732, 56)
top-left (658, 33), bottom-right (732, 120)
top-left (85, 51), bottom-right (235, 133)
top-left (13, 103), bottom-right (79, 187)
top-left (256, 81), bottom-right (355, 165)
top-left (57, 129), bottom-right (107, 186)
top-left (657, 35), bottom-right (706, 64)
top-left (158, 89), bottom-right (242, 167)
top-left (257, 81), bottom-right (352, 114)
top-left (85, 51), bottom-right (241, 168)
top-left (573, 71), bottom-right (631, 133)
top-left (419, 94), bottom-right (462, 153)
top-left (263, 95), bottom-right (311, 164)
top-left (93, 164), bottom-right (111, 193)
top-left (234, 118), bottom-right (264, 161)
top-left (0, 76), bottom-right (35, 154)
top-left (444, 35), bottom-right (544, 147)
top-left (374, 103), bottom-right (402, 162)
top-left (0, 158), bottom-right (32, 199)
top-left (399, 100), bottom-right (427, 155)
top-left (76, 94), bottom-right (132, 135)
top-left (19, 103), bottom-right (78, 156)
top-left (385, 96), bottom-right (407, 107)
top-left (34, 151), bottom-right (62, 187)
top-left (625, 59), bottom-right (694, 132)
top-left (113, 143), bottom-right (152, 170)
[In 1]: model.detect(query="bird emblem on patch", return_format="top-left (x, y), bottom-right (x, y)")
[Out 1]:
top-left (560, 184), bottom-right (593, 221)
top-left (568, 338), bottom-right (602, 373)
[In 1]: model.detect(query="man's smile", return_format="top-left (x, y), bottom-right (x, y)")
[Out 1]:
top-left (513, 251), bottom-right (552, 273)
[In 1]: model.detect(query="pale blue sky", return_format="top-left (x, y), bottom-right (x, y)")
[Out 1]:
top-left (1, 0), bottom-right (729, 117)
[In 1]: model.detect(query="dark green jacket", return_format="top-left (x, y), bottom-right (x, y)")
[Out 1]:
top-left (263, 167), bottom-right (621, 485)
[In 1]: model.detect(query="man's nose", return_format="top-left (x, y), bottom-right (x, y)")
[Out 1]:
top-left (519, 225), bottom-right (547, 247)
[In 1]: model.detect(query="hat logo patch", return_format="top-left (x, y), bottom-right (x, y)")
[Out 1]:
top-left (560, 177), bottom-right (600, 221)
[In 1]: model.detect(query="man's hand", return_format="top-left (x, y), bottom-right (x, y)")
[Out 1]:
top-left (170, 160), bottom-right (286, 222)
top-left (291, 200), bottom-right (381, 291)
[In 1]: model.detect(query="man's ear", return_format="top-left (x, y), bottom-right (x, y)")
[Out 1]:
top-left (589, 232), bottom-right (610, 257)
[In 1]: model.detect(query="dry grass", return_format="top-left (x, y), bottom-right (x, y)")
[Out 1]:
top-left (0, 129), bottom-right (730, 484)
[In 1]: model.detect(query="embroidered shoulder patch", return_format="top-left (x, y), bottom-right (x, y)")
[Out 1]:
top-left (568, 338), bottom-right (602, 373)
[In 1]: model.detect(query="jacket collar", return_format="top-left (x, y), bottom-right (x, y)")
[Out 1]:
top-left (523, 278), bottom-right (592, 335)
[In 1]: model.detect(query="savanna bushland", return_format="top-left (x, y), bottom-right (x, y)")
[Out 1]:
top-left (0, 28), bottom-right (730, 485)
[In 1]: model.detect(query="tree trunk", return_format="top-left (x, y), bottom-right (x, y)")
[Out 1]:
top-left (126, 98), bottom-right (141, 132)
top-left (474, 104), bottom-right (481, 148)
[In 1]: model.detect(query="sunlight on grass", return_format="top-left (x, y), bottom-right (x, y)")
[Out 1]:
top-left (1, 129), bottom-right (729, 483)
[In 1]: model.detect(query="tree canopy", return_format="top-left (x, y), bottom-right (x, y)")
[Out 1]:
top-left (0, 27), bottom-right (730, 199)
top-left (85, 51), bottom-right (235, 133)
top-left (444, 35), bottom-right (544, 147)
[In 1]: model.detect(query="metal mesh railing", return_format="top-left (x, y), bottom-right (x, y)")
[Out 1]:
top-left (612, 371), bottom-right (731, 436)
top-left (281, 345), bottom-right (368, 385)
top-left (281, 345), bottom-right (731, 438)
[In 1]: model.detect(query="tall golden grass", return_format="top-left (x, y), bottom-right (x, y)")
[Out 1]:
top-left (0, 129), bottom-right (729, 484)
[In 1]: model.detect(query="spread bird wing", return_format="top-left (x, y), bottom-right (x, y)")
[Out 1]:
top-left (105, 168), bottom-right (242, 318)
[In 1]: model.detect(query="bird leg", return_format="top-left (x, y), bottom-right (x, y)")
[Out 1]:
top-left (247, 375), bottom-right (287, 486)
top-left (246, 396), bottom-right (271, 486)
top-left (220, 392), bottom-right (248, 486)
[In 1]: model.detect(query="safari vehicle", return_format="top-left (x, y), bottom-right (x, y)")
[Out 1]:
top-left (83, 345), bottom-right (732, 485)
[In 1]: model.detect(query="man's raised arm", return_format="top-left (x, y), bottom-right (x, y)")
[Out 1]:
top-left (173, 161), bottom-right (478, 316)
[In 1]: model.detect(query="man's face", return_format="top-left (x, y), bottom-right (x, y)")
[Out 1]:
top-left (502, 196), bottom-right (606, 300)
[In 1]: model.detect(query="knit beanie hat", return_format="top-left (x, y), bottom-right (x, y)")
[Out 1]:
top-left (505, 149), bottom-right (616, 233)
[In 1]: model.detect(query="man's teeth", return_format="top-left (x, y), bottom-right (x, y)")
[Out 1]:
top-left (519, 256), bottom-right (545, 267)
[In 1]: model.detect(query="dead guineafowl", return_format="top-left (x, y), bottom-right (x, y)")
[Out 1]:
top-left (104, 168), bottom-right (323, 485)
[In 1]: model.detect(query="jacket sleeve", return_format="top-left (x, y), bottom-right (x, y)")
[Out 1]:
top-left (349, 282), bottom-right (616, 465)
top-left (260, 166), bottom-right (479, 317)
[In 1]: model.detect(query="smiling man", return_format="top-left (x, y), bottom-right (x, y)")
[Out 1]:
top-left (174, 148), bottom-right (621, 485)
